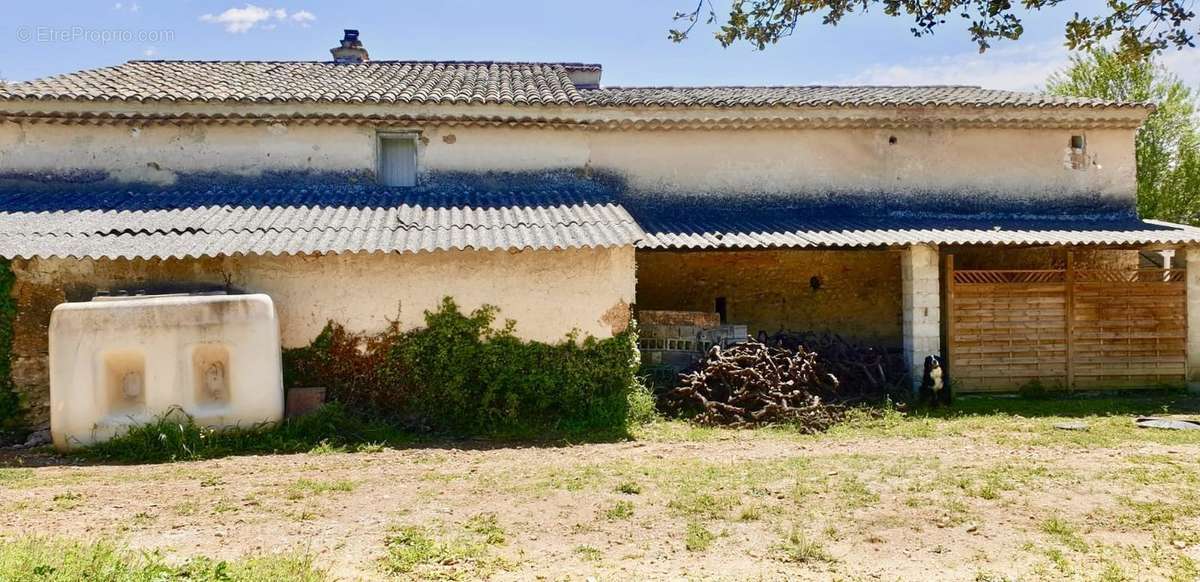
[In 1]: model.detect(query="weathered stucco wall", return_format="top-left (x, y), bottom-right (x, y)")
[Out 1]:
top-left (0, 120), bottom-right (1137, 203)
top-left (9, 246), bottom-right (635, 426)
top-left (636, 249), bottom-right (903, 347)
top-left (588, 126), bottom-right (1136, 201)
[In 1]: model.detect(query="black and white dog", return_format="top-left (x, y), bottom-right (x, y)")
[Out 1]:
top-left (921, 355), bottom-right (950, 407)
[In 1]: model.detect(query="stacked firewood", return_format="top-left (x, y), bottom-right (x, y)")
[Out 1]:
top-left (764, 331), bottom-right (908, 398)
top-left (668, 341), bottom-right (848, 430)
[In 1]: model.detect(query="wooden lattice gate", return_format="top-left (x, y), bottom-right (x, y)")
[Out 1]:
top-left (946, 256), bottom-right (1187, 393)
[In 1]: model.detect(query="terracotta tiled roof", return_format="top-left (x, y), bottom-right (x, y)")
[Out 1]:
top-left (584, 86), bottom-right (1147, 109)
top-left (0, 60), bottom-right (599, 106)
top-left (0, 60), bottom-right (1148, 110)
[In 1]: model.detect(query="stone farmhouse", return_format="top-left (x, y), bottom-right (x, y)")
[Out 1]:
top-left (3, 31), bottom-right (1199, 426)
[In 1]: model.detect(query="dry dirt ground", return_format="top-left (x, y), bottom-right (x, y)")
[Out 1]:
top-left (2, 404), bottom-right (1200, 581)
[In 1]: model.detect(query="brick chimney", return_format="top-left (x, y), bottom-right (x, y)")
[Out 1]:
top-left (330, 29), bottom-right (369, 64)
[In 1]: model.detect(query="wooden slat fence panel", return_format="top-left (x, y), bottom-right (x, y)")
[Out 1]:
top-left (949, 272), bottom-right (1068, 392)
top-left (948, 262), bottom-right (1186, 393)
top-left (1070, 278), bottom-right (1186, 389)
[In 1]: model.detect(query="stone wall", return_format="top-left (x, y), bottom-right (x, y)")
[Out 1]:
top-left (9, 246), bottom-right (636, 427)
top-left (635, 249), bottom-right (903, 347)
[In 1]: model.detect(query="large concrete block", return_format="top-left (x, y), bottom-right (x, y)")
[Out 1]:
top-left (49, 294), bottom-right (284, 450)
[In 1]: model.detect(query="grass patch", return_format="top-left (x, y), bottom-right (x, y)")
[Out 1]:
top-left (80, 404), bottom-right (414, 464)
top-left (738, 505), bottom-right (763, 521)
top-left (382, 517), bottom-right (509, 578)
top-left (574, 545), bottom-right (603, 562)
top-left (615, 480), bottom-right (642, 495)
top-left (824, 394), bottom-right (1200, 448)
top-left (1112, 495), bottom-right (1200, 530)
top-left (383, 526), bottom-right (486, 577)
top-left (51, 492), bottom-right (83, 510)
top-left (684, 522), bottom-right (715, 552)
top-left (772, 526), bottom-right (835, 564)
top-left (0, 468), bottom-right (34, 486)
top-left (835, 475), bottom-right (880, 509)
top-left (464, 513), bottom-right (506, 545)
top-left (605, 500), bottom-right (635, 520)
top-left (0, 536), bottom-right (324, 581)
top-left (1040, 516), bottom-right (1088, 551)
top-left (1043, 547), bottom-right (1073, 575)
top-left (668, 492), bottom-right (738, 520)
top-left (284, 478), bottom-right (356, 500)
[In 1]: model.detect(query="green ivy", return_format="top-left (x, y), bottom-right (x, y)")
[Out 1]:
top-left (0, 259), bottom-right (18, 426)
top-left (283, 297), bottom-right (641, 435)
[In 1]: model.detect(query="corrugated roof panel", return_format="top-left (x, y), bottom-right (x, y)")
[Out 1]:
top-left (0, 182), bottom-right (643, 259)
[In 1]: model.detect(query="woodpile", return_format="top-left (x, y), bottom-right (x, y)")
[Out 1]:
top-left (764, 331), bottom-right (908, 398)
top-left (666, 333), bottom-right (905, 430)
top-left (667, 341), bottom-right (847, 430)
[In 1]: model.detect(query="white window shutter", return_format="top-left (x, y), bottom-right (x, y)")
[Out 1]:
top-left (379, 137), bottom-right (417, 187)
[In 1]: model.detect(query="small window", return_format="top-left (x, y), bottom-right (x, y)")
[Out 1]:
top-left (1069, 134), bottom-right (1087, 170)
top-left (378, 134), bottom-right (417, 187)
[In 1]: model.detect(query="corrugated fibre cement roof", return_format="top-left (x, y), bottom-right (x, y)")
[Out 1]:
top-left (2, 177), bottom-right (1199, 259)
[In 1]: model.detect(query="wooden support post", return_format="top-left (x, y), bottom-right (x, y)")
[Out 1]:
top-left (944, 254), bottom-right (956, 393)
top-left (1065, 249), bottom-right (1075, 391)
top-left (1186, 247), bottom-right (1200, 392)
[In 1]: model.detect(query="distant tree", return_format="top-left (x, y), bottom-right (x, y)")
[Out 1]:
top-left (1045, 48), bottom-right (1200, 223)
top-left (670, 0), bottom-right (1196, 59)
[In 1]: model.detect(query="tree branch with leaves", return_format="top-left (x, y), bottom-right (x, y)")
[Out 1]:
top-left (671, 0), bottom-right (1197, 58)
top-left (1046, 48), bottom-right (1200, 222)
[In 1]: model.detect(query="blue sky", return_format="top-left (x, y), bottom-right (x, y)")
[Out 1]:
top-left (2, 1), bottom-right (1198, 90)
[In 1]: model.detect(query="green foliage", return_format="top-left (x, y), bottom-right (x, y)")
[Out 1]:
top-left (684, 522), bottom-right (715, 552)
top-left (286, 297), bottom-right (642, 435)
top-left (401, 298), bottom-right (638, 433)
top-left (0, 259), bottom-right (18, 427)
top-left (1046, 48), bottom-right (1200, 223)
top-left (82, 403), bottom-right (410, 464)
top-left (670, 0), bottom-right (1196, 58)
top-left (0, 536), bottom-right (325, 581)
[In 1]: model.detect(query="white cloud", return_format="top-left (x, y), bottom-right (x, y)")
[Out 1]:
top-left (841, 41), bottom-right (1071, 91)
top-left (200, 5), bottom-right (318, 33)
top-left (114, 1), bottom-right (140, 12)
top-left (291, 10), bottom-right (316, 26)
top-left (201, 5), bottom-right (274, 33)
top-left (143, 46), bottom-right (157, 57)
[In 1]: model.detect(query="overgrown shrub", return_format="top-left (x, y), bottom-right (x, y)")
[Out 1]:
top-left (282, 321), bottom-right (407, 414)
top-left (0, 259), bottom-right (18, 427)
top-left (284, 297), bottom-right (641, 435)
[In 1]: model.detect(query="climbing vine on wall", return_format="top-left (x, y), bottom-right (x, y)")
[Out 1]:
top-left (283, 297), bottom-right (642, 435)
top-left (0, 259), bottom-right (19, 426)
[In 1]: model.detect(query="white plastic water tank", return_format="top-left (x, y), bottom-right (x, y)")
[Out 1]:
top-left (49, 293), bottom-right (284, 450)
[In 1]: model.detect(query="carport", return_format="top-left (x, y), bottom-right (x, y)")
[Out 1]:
top-left (628, 198), bottom-right (1200, 393)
